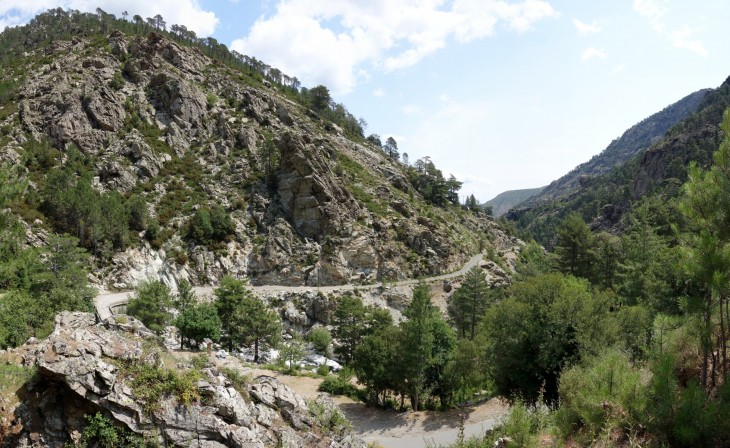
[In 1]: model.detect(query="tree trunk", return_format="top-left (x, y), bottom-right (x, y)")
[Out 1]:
top-left (254, 339), bottom-right (259, 363)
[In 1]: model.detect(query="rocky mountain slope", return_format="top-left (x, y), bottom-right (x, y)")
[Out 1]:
top-left (1, 311), bottom-right (362, 447)
top-left (509, 79), bottom-right (730, 245)
top-left (0, 11), bottom-right (512, 292)
top-left (483, 187), bottom-right (544, 217)
top-left (518, 88), bottom-right (708, 210)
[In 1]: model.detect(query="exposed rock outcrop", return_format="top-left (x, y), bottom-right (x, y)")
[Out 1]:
top-left (7, 312), bottom-right (364, 448)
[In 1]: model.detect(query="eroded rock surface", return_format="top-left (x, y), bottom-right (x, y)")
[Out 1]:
top-left (7, 312), bottom-right (364, 448)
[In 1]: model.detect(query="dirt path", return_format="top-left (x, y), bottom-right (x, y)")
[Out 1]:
top-left (94, 253), bottom-right (484, 319)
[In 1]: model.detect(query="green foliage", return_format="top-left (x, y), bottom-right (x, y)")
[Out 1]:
top-left (109, 70), bottom-right (125, 90)
top-left (0, 233), bottom-right (95, 348)
top-left (42, 167), bottom-right (130, 256)
top-left (352, 325), bottom-right (400, 406)
top-left (400, 282), bottom-right (456, 411)
top-left (127, 280), bottom-right (173, 334)
top-left (555, 212), bottom-right (594, 278)
top-left (81, 412), bottom-right (154, 448)
top-left (221, 366), bottom-right (250, 397)
top-left (186, 205), bottom-right (234, 246)
top-left (175, 303), bottom-right (221, 349)
top-left (121, 361), bottom-right (201, 413)
top-left (318, 374), bottom-right (361, 400)
top-left (279, 334), bottom-right (306, 372)
top-left (406, 156), bottom-right (462, 206)
top-left (555, 349), bottom-right (647, 441)
top-left (308, 327), bottom-right (332, 355)
top-left (448, 266), bottom-right (492, 340)
top-left (127, 194), bottom-right (148, 231)
top-left (214, 276), bottom-right (246, 351)
top-left (332, 294), bottom-right (368, 363)
top-left (308, 399), bottom-right (352, 436)
top-left (479, 273), bottom-right (604, 402)
top-left (233, 293), bottom-right (282, 362)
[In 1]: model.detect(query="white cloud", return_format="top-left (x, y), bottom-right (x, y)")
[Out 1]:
top-left (572, 18), bottom-right (601, 35)
top-left (402, 105), bottom-right (420, 115)
top-left (633, 0), bottom-right (707, 56)
top-left (231, 0), bottom-right (558, 94)
top-left (0, 0), bottom-right (219, 36)
top-left (581, 47), bottom-right (607, 62)
top-left (372, 88), bottom-right (386, 97)
top-left (612, 63), bottom-right (626, 73)
top-left (633, 0), bottom-right (666, 26)
top-left (670, 26), bottom-right (708, 56)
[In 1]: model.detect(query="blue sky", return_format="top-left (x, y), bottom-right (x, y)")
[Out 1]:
top-left (3, 1), bottom-right (730, 202)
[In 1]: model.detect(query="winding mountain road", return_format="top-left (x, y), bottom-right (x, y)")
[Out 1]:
top-left (94, 253), bottom-right (484, 320)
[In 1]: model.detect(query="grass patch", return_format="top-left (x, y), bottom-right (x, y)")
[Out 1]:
top-left (0, 363), bottom-right (36, 406)
top-left (118, 360), bottom-right (201, 414)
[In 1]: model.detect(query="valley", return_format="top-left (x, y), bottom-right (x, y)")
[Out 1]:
top-left (2, 7), bottom-right (730, 448)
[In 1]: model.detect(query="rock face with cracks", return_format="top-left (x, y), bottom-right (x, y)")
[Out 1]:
top-left (4, 26), bottom-right (517, 292)
top-left (5, 312), bottom-right (363, 448)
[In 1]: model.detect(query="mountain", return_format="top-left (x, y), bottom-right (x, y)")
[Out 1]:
top-left (0, 9), bottom-right (514, 291)
top-left (520, 88), bottom-right (708, 209)
top-left (510, 77), bottom-right (730, 245)
top-left (483, 187), bottom-right (544, 217)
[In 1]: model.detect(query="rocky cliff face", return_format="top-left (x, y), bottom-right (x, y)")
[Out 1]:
top-left (0, 25), bottom-right (512, 291)
top-left (3, 312), bottom-right (363, 448)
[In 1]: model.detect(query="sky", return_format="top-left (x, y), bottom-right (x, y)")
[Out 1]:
top-left (2, 1), bottom-right (730, 202)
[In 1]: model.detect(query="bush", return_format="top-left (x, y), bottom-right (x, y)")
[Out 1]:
top-left (81, 412), bottom-right (155, 447)
top-left (186, 206), bottom-right (234, 245)
top-left (318, 374), bottom-right (362, 401)
top-left (308, 327), bottom-right (332, 355)
top-left (121, 362), bottom-right (201, 414)
top-left (555, 348), bottom-right (647, 441)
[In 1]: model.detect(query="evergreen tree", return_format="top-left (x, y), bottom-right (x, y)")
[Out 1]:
top-left (401, 282), bottom-right (444, 411)
top-left (214, 276), bottom-right (246, 352)
top-left (448, 266), bottom-right (491, 340)
top-left (384, 137), bottom-right (399, 161)
top-left (235, 294), bottom-right (282, 362)
top-left (331, 294), bottom-right (367, 363)
top-left (175, 303), bottom-right (221, 349)
top-left (127, 280), bottom-right (173, 334)
top-left (555, 212), bottom-right (594, 278)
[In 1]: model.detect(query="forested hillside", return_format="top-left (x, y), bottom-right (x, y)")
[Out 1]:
top-left (510, 77), bottom-right (730, 245)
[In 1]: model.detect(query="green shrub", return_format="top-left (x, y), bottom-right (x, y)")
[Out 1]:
top-left (81, 412), bottom-right (155, 447)
top-left (109, 70), bottom-right (125, 90)
top-left (121, 362), bottom-right (201, 413)
top-left (186, 206), bottom-right (234, 245)
top-left (318, 374), bottom-right (361, 401)
top-left (555, 348), bottom-right (647, 441)
top-left (308, 327), bottom-right (332, 355)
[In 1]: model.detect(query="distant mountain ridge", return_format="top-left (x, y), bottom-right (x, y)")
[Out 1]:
top-left (508, 80), bottom-right (730, 245)
top-left (483, 187), bottom-right (544, 217)
top-left (520, 88), bottom-right (709, 209)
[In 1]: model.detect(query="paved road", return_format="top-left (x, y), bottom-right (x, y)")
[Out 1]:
top-left (94, 253), bottom-right (484, 320)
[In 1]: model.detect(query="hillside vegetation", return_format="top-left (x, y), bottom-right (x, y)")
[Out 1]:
top-left (0, 8), bottom-right (508, 295)
top-left (510, 79), bottom-right (729, 245)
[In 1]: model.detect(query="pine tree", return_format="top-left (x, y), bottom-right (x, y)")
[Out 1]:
top-left (127, 280), bottom-right (173, 334)
top-left (235, 294), bottom-right (282, 362)
top-left (448, 266), bottom-right (491, 340)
